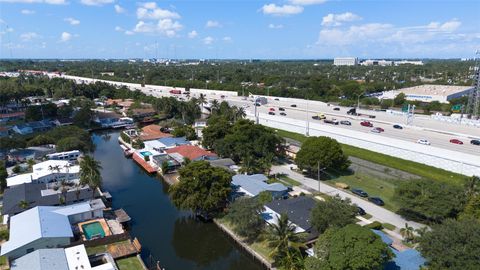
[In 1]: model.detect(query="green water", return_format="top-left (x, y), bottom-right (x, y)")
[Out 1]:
top-left (82, 222), bottom-right (106, 240)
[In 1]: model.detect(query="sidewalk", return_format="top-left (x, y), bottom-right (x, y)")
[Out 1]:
top-left (271, 165), bottom-right (425, 232)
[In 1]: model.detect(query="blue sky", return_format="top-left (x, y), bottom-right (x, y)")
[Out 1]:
top-left (0, 0), bottom-right (479, 59)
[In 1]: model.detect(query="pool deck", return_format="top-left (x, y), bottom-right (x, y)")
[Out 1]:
top-left (78, 218), bottom-right (112, 241)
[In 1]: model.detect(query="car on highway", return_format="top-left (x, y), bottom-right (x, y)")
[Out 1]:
top-left (351, 188), bottom-right (368, 198)
top-left (371, 127), bottom-right (384, 133)
top-left (269, 108), bottom-right (275, 111)
top-left (254, 103), bottom-right (261, 106)
top-left (368, 197), bottom-right (385, 206)
top-left (471, 139), bottom-right (480, 146)
top-left (274, 98), bottom-right (280, 101)
top-left (357, 207), bottom-right (366, 216)
top-left (333, 107), bottom-right (340, 111)
top-left (360, 121), bottom-right (373, 127)
top-left (279, 107), bottom-right (285, 111)
top-left (268, 111), bottom-right (275, 115)
top-left (340, 120), bottom-right (351, 125)
top-left (291, 104), bottom-right (297, 107)
top-left (280, 112), bottom-right (287, 116)
top-left (449, 139), bottom-right (463, 145)
top-left (324, 119), bottom-right (339, 125)
top-left (417, 139), bottom-right (431, 145)
top-left (393, 124), bottom-right (403, 129)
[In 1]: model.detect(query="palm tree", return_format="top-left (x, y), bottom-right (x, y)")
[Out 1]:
top-left (400, 223), bottom-right (415, 242)
top-left (18, 200), bottom-right (29, 209)
top-left (266, 213), bottom-right (306, 269)
top-left (198, 93), bottom-right (206, 113)
top-left (79, 155), bottom-right (103, 198)
top-left (235, 107), bottom-right (246, 121)
top-left (211, 99), bottom-right (220, 113)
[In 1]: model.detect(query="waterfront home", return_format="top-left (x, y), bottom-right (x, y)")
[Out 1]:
top-left (6, 160), bottom-right (80, 187)
top-left (1, 199), bottom-right (105, 260)
top-left (2, 182), bottom-right (101, 216)
top-left (132, 148), bottom-right (163, 173)
top-left (46, 150), bottom-right (81, 162)
top-left (53, 117), bottom-right (74, 126)
top-left (8, 145), bottom-right (56, 162)
top-left (208, 158), bottom-right (239, 172)
top-left (93, 111), bottom-right (123, 128)
top-left (263, 196), bottom-right (319, 244)
top-left (138, 124), bottom-right (172, 141)
top-left (10, 244), bottom-right (118, 270)
top-left (152, 154), bottom-right (181, 174)
top-left (12, 120), bottom-right (54, 135)
top-left (144, 137), bottom-right (190, 151)
top-left (127, 107), bottom-right (156, 120)
top-left (165, 145), bottom-right (218, 163)
top-left (231, 174), bottom-right (288, 199)
top-left (105, 98), bottom-right (134, 110)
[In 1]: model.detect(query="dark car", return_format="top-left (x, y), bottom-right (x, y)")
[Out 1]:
top-left (449, 139), bottom-right (463, 145)
top-left (279, 107), bottom-right (285, 111)
top-left (360, 121), bottom-right (373, 127)
top-left (340, 120), bottom-right (351, 125)
top-left (368, 197), bottom-right (385, 206)
top-left (268, 111), bottom-right (275, 115)
top-left (352, 188), bottom-right (368, 198)
top-left (333, 107), bottom-right (340, 111)
top-left (280, 112), bottom-right (287, 116)
top-left (254, 103), bottom-right (261, 106)
top-left (357, 207), bottom-right (366, 216)
top-left (470, 139), bottom-right (480, 145)
top-left (393, 124), bottom-right (403, 129)
top-left (274, 98), bottom-right (280, 101)
top-left (291, 104), bottom-right (297, 107)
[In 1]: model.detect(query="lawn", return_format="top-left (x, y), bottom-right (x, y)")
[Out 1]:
top-left (0, 256), bottom-right (7, 267)
top-left (275, 129), bottom-right (466, 186)
top-left (116, 256), bottom-right (145, 270)
top-left (85, 244), bottom-right (107, 255)
top-left (278, 175), bottom-right (302, 186)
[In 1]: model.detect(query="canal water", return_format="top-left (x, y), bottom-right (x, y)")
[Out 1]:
top-left (92, 131), bottom-right (263, 270)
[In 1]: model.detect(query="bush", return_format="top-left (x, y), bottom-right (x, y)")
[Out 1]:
top-left (0, 229), bottom-right (9, 241)
top-left (12, 165), bottom-right (21, 174)
top-left (365, 221), bottom-right (383, 230)
top-left (120, 132), bottom-right (131, 144)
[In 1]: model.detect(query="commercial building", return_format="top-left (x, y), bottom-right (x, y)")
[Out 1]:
top-left (360, 59), bottom-right (393, 66)
top-left (380, 84), bottom-right (473, 103)
top-left (333, 57), bottom-right (358, 66)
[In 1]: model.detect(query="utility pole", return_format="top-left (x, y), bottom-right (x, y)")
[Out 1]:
top-left (466, 51), bottom-right (480, 119)
top-left (306, 98), bottom-right (310, 136)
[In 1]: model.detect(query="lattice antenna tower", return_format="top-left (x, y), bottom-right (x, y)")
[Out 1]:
top-left (466, 50), bottom-right (480, 118)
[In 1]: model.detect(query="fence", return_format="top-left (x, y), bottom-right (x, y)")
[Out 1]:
top-left (68, 231), bottom-right (131, 248)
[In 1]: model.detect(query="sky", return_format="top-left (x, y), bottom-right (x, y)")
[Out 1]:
top-left (0, 0), bottom-right (479, 59)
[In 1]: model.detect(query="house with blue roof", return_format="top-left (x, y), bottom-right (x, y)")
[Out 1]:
top-left (157, 137), bottom-right (190, 149)
top-left (231, 174), bottom-right (288, 199)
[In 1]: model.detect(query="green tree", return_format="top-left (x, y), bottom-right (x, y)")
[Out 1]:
top-left (172, 125), bottom-right (197, 140)
top-left (419, 218), bottom-right (480, 270)
top-left (79, 155), bottom-right (103, 198)
top-left (27, 134), bottom-right (55, 147)
top-left (395, 179), bottom-right (465, 223)
top-left (161, 160), bottom-right (170, 174)
top-left (257, 190), bottom-right (273, 204)
top-left (169, 161), bottom-right (232, 217)
top-left (393, 92), bottom-right (406, 106)
top-left (295, 136), bottom-right (350, 175)
top-left (202, 116), bottom-right (232, 149)
top-left (399, 223), bottom-right (415, 243)
top-left (305, 224), bottom-right (393, 270)
top-left (18, 200), bottom-right (29, 209)
top-left (311, 195), bottom-right (358, 234)
top-left (0, 161), bottom-right (8, 192)
top-left (225, 197), bottom-right (265, 242)
top-left (12, 165), bottom-right (21, 174)
top-left (56, 137), bottom-right (88, 152)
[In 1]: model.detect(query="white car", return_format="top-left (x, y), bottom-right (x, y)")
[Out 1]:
top-left (417, 139), bottom-right (431, 145)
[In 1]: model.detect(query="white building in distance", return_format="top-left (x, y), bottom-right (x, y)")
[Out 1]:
top-left (333, 57), bottom-right (358, 66)
top-left (379, 84), bottom-right (473, 103)
top-left (361, 59), bottom-right (393, 66)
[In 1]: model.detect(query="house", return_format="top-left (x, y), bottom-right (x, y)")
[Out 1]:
top-left (157, 137), bottom-right (190, 149)
top-left (1, 200), bottom-right (105, 259)
top-left (128, 108), bottom-right (156, 120)
top-left (12, 120), bottom-right (53, 135)
top-left (12, 125), bottom-right (33, 135)
top-left (285, 144), bottom-right (300, 160)
top-left (8, 146), bottom-right (56, 162)
top-left (2, 182), bottom-right (101, 216)
top-left (165, 145), bottom-right (217, 163)
top-left (53, 118), bottom-right (74, 126)
top-left (93, 111), bottom-right (122, 128)
top-left (152, 154), bottom-right (181, 173)
top-left (138, 124), bottom-right (172, 141)
top-left (193, 121), bottom-right (207, 138)
top-left (46, 150), bottom-right (81, 162)
top-left (10, 244), bottom-right (117, 270)
top-left (6, 160), bottom-right (80, 187)
top-left (263, 196), bottom-right (319, 243)
top-left (374, 230), bottom-right (426, 270)
top-left (232, 174), bottom-right (288, 199)
top-left (105, 99), bottom-right (134, 109)
top-left (208, 158), bottom-right (239, 172)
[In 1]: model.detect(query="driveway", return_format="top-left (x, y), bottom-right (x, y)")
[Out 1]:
top-left (271, 164), bottom-right (425, 231)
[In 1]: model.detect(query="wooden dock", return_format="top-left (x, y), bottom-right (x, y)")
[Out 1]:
top-left (107, 238), bottom-right (141, 259)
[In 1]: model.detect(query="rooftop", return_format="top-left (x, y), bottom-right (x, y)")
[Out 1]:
top-left (165, 145), bottom-right (217, 161)
top-left (232, 174), bottom-right (287, 197)
top-left (10, 248), bottom-right (69, 270)
top-left (6, 160), bottom-right (80, 186)
top-left (157, 137), bottom-right (190, 148)
top-left (140, 124), bottom-right (172, 141)
top-left (392, 84), bottom-right (473, 96)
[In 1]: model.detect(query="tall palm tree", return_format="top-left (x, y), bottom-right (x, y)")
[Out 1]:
top-left (211, 99), bottom-right (220, 113)
top-left (198, 93), bottom-right (206, 113)
top-left (79, 155), bottom-right (103, 198)
top-left (266, 213), bottom-right (306, 269)
top-left (235, 106), bottom-right (246, 121)
top-left (400, 223), bottom-right (415, 242)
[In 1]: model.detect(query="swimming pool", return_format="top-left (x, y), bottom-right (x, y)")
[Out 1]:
top-left (82, 221), bottom-right (106, 240)
top-left (140, 151), bottom-right (153, 157)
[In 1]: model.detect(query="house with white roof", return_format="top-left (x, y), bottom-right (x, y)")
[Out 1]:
top-left (1, 199), bottom-right (105, 260)
top-left (6, 160), bottom-right (80, 187)
top-left (231, 174), bottom-right (288, 199)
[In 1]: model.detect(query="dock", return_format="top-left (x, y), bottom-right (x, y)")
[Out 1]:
top-left (132, 153), bottom-right (158, 173)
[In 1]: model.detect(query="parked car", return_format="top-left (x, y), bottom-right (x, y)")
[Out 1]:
top-left (340, 120), bottom-right (351, 125)
top-left (352, 188), bottom-right (368, 198)
top-left (269, 108), bottom-right (275, 111)
top-left (268, 111), bottom-right (275, 115)
top-left (417, 139), bottom-right (431, 145)
top-left (450, 139), bottom-right (463, 145)
top-left (333, 107), bottom-right (340, 111)
top-left (368, 197), bottom-right (385, 206)
top-left (280, 112), bottom-right (287, 116)
top-left (360, 121), bottom-right (373, 127)
top-left (291, 104), bottom-right (297, 107)
top-left (393, 124), bottom-right (403, 129)
top-left (279, 107), bottom-right (285, 111)
top-left (357, 207), bottom-right (366, 216)
top-left (471, 139), bottom-right (480, 145)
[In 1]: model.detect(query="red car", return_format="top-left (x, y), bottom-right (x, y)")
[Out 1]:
top-left (361, 121), bottom-right (373, 127)
top-left (269, 108), bottom-right (275, 111)
top-left (449, 139), bottom-right (463, 145)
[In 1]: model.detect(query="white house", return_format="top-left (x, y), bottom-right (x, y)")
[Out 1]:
top-left (6, 160), bottom-right (80, 187)
top-left (46, 150), bottom-right (81, 162)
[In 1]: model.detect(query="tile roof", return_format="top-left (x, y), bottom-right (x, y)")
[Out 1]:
top-left (140, 124), bottom-right (172, 141)
top-left (165, 145), bottom-right (217, 161)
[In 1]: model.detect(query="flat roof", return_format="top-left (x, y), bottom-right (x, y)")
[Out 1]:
top-left (10, 249), bottom-right (69, 270)
top-left (393, 84), bottom-right (472, 96)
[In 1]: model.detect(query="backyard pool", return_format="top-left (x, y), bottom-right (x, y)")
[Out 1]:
top-left (140, 151), bottom-right (153, 157)
top-left (82, 221), bottom-right (106, 240)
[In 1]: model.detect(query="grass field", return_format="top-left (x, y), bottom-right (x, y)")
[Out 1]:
top-left (278, 175), bottom-right (302, 186)
top-left (116, 256), bottom-right (145, 270)
top-left (275, 129), bottom-right (466, 186)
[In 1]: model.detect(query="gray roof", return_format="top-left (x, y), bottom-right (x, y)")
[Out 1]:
top-left (158, 137), bottom-right (190, 148)
top-left (208, 158), bottom-right (236, 171)
top-left (2, 183), bottom-right (100, 216)
top-left (265, 196), bottom-right (318, 241)
top-left (232, 174), bottom-right (288, 197)
top-left (10, 249), bottom-right (69, 270)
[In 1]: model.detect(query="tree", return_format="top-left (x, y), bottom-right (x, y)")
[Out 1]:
top-left (18, 200), bottom-right (29, 209)
top-left (0, 161), bottom-right (8, 192)
top-left (419, 218), bottom-right (480, 270)
top-left (305, 224), bottom-right (393, 270)
top-left (161, 160), bottom-right (170, 174)
top-left (257, 190), bottom-right (273, 204)
top-left (225, 197), bottom-right (265, 242)
top-left (56, 137), bottom-right (88, 152)
top-left (399, 223), bottom-right (415, 243)
top-left (79, 155), bottom-right (103, 198)
top-left (172, 124), bottom-right (197, 140)
top-left (266, 213), bottom-right (306, 269)
top-left (393, 92), bottom-right (406, 106)
top-left (295, 136), bottom-right (350, 175)
top-left (169, 161), bottom-right (232, 217)
top-left (311, 195), bottom-right (358, 234)
top-left (27, 134), bottom-right (55, 147)
top-left (395, 179), bottom-right (465, 223)
top-left (201, 116), bottom-right (232, 149)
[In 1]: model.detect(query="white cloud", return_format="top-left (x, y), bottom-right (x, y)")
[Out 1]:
top-left (20, 32), bottom-right (39, 41)
top-left (205, 20), bottom-right (221, 28)
top-left (133, 19), bottom-right (182, 37)
top-left (0, 0), bottom-right (66, 4)
top-left (268, 23), bottom-right (283, 29)
top-left (187, 30), bottom-right (198, 38)
top-left (261, 4), bottom-right (303, 16)
top-left (125, 30), bottom-right (134, 35)
top-left (21, 9), bottom-right (35, 15)
top-left (136, 3), bottom-right (180, 20)
top-left (203, 36), bottom-right (214, 45)
top-left (80, 0), bottom-right (114, 6)
top-left (115, 26), bottom-right (124, 32)
top-left (114, 4), bottom-right (125, 14)
top-left (64, 17), bottom-right (80, 25)
top-left (223, 36), bottom-right (232, 42)
top-left (289, 0), bottom-right (327, 5)
top-left (321, 12), bottom-right (361, 26)
top-left (60, 31), bottom-right (72, 42)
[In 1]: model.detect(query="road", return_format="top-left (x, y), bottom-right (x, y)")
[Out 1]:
top-left (271, 164), bottom-right (425, 231)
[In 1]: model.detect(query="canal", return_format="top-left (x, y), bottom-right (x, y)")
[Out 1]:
top-left (92, 131), bottom-right (264, 270)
